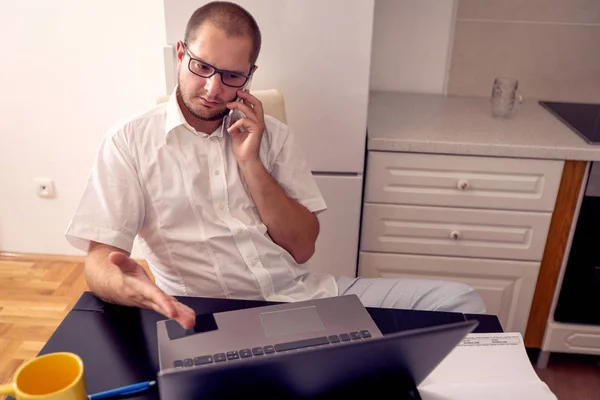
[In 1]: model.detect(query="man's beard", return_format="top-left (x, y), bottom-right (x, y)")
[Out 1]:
top-left (177, 84), bottom-right (230, 122)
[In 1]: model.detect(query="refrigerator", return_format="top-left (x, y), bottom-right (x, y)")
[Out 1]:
top-left (162, 0), bottom-right (375, 278)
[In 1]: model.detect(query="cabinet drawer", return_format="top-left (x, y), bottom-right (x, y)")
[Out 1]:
top-left (544, 322), bottom-right (600, 355)
top-left (358, 252), bottom-right (540, 335)
top-left (365, 152), bottom-right (564, 212)
top-left (360, 204), bottom-right (551, 261)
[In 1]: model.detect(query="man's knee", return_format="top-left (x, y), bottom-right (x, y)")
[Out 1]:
top-left (434, 281), bottom-right (487, 314)
top-left (336, 276), bottom-right (487, 314)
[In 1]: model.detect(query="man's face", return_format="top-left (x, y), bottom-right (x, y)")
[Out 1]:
top-left (176, 23), bottom-right (254, 122)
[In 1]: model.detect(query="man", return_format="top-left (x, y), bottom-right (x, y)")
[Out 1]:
top-left (66, 1), bottom-right (485, 330)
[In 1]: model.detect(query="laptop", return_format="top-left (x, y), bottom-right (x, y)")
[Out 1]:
top-left (156, 294), bottom-right (384, 371)
top-left (157, 318), bottom-right (479, 399)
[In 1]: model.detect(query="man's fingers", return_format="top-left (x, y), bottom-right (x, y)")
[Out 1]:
top-left (139, 285), bottom-right (195, 330)
top-left (142, 285), bottom-right (176, 319)
top-left (235, 90), bottom-right (263, 117)
top-left (226, 101), bottom-right (258, 123)
top-left (227, 118), bottom-right (249, 136)
top-left (107, 250), bottom-right (194, 329)
top-left (154, 299), bottom-right (195, 330)
top-left (173, 302), bottom-right (196, 330)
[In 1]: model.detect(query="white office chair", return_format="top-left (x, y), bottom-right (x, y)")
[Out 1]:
top-left (156, 89), bottom-right (288, 124)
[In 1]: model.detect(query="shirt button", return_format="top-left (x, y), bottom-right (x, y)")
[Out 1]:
top-left (214, 170), bottom-right (220, 176)
top-left (218, 204), bottom-right (225, 211)
top-left (252, 258), bottom-right (260, 267)
top-left (235, 228), bottom-right (243, 235)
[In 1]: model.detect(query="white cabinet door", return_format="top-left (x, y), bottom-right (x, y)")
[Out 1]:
top-left (360, 203), bottom-right (551, 261)
top-left (359, 252), bottom-right (540, 335)
top-left (309, 175), bottom-right (363, 278)
top-left (365, 152), bottom-right (563, 212)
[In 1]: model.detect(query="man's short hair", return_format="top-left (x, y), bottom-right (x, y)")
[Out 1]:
top-left (184, 1), bottom-right (262, 66)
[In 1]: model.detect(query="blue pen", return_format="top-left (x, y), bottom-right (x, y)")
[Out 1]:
top-left (87, 380), bottom-right (156, 400)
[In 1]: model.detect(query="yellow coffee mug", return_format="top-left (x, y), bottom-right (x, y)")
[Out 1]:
top-left (0, 352), bottom-right (87, 400)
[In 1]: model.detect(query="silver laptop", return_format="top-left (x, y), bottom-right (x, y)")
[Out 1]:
top-left (157, 319), bottom-right (480, 399)
top-left (156, 294), bottom-right (383, 371)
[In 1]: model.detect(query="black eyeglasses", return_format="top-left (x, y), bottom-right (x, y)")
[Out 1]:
top-left (183, 43), bottom-right (252, 88)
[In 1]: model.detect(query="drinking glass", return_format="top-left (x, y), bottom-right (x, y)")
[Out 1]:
top-left (491, 77), bottom-right (523, 117)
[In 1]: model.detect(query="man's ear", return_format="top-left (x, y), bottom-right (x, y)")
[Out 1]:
top-left (176, 41), bottom-right (186, 64)
top-left (251, 65), bottom-right (258, 74)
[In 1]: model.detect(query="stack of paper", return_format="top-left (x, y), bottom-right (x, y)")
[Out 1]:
top-left (417, 333), bottom-right (557, 400)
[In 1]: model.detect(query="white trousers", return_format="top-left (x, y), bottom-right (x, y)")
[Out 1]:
top-left (335, 276), bottom-right (487, 314)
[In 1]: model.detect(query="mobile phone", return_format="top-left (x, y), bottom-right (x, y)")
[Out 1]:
top-left (165, 313), bottom-right (219, 340)
top-left (225, 74), bottom-right (253, 131)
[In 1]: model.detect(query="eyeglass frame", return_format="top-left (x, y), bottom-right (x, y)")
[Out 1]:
top-left (183, 42), bottom-right (254, 88)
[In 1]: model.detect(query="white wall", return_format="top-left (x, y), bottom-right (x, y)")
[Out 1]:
top-left (370, 0), bottom-right (456, 94)
top-left (0, 0), bottom-right (456, 257)
top-left (0, 0), bottom-right (166, 256)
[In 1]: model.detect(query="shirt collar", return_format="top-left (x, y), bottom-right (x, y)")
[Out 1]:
top-left (165, 86), bottom-right (225, 139)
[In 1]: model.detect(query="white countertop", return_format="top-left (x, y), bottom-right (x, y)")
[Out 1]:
top-left (367, 91), bottom-right (600, 161)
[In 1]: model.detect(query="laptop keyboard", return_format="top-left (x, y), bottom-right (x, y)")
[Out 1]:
top-left (172, 330), bottom-right (372, 369)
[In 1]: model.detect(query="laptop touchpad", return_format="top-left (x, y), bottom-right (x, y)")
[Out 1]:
top-left (260, 306), bottom-right (325, 338)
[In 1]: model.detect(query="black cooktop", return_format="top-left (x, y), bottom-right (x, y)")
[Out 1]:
top-left (539, 100), bottom-right (600, 144)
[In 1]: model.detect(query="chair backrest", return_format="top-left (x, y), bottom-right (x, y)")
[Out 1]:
top-left (155, 89), bottom-right (287, 124)
top-left (252, 89), bottom-right (287, 124)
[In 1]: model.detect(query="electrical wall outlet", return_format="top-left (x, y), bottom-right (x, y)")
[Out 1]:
top-left (35, 178), bottom-right (55, 198)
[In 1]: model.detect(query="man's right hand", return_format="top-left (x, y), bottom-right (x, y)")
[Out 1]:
top-left (108, 252), bottom-right (196, 330)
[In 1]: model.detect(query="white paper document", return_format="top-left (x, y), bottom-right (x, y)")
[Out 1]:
top-left (417, 332), bottom-right (557, 400)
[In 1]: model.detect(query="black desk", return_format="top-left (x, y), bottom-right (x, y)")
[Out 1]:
top-left (37, 292), bottom-right (502, 399)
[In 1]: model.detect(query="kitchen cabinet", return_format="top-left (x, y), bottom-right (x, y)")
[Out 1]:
top-left (360, 252), bottom-right (540, 335)
top-left (359, 150), bottom-right (564, 335)
top-left (364, 91), bottom-right (600, 348)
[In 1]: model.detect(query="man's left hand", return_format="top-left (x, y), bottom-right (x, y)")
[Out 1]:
top-left (226, 90), bottom-right (265, 166)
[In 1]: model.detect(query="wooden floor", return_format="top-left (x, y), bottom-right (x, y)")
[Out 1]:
top-left (0, 254), bottom-right (89, 389)
top-left (534, 352), bottom-right (600, 400)
top-left (0, 253), bottom-right (151, 398)
top-left (1, 253), bottom-right (599, 399)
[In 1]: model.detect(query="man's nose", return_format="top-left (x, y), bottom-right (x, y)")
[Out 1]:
top-left (205, 73), bottom-right (224, 97)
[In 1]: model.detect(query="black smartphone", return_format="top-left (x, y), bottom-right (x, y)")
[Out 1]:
top-left (165, 313), bottom-right (219, 340)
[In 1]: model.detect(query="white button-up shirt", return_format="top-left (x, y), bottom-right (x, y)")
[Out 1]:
top-left (66, 91), bottom-right (338, 302)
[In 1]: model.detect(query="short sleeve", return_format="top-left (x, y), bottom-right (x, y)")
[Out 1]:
top-left (270, 125), bottom-right (327, 215)
top-left (65, 126), bottom-right (145, 253)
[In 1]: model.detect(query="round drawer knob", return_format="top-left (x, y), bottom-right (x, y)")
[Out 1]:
top-left (457, 180), bottom-right (470, 190)
top-left (450, 231), bottom-right (461, 240)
